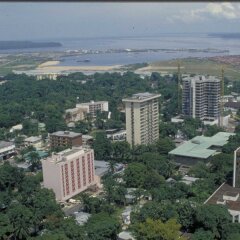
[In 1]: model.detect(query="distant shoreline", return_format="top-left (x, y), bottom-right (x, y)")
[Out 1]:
top-left (0, 41), bottom-right (62, 50)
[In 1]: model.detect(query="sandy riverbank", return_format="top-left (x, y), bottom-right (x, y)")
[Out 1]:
top-left (37, 61), bottom-right (122, 72)
top-left (136, 65), bottom-right (185, 72)
top-left (38, 61), bottom-right (60, 68)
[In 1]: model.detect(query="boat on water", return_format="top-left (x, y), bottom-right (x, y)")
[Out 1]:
top-left (77, 59), bottom-right (90, 63)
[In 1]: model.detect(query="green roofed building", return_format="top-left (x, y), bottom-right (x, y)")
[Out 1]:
top-left (169, 132), bottom-right (235, 166)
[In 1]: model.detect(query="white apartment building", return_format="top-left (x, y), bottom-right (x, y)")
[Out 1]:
top-left (122, 92), bottom-right (161, 147)
top-left (42, 147), bottom-right (95, 201)
top-left (65, 107), bottom-right (88, 123)
top-left (182, 75), bottom-right (221, 121)
top-left (76, 100), bottom-right (109, 118)
top-left (65, 101), bottom-right (109, 122)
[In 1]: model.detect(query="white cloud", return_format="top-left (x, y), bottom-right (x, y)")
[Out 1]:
top-left (205, 2), bottom-right (238, 19)
top-left (169, 2), bottom-right (240, 23)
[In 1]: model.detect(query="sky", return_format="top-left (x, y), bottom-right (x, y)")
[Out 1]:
top-left (0, 2), bottom-right (240, 40)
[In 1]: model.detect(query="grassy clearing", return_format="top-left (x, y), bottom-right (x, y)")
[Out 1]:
top-left (149, 58), bottom-right (240, 81)
top-left (0, 55), bottom-right (45, 76)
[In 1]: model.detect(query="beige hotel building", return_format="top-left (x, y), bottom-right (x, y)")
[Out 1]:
top-left (42, 147), bottom-right (95, 201)
top-left (122, 92), bottom-right (161, 147)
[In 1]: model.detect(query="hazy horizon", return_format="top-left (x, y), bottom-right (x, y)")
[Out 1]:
top-left (0, 2), bottom-right (240, 41)
top-left (1, 32), bottom-right (239, 42)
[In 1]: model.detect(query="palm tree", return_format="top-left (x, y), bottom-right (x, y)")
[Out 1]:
top-left (108, 160), bottom-right (117, 174)
top-left (8, 204), bottom-right (33, 240)
top-left (28, 151), bottom-right (40, 172)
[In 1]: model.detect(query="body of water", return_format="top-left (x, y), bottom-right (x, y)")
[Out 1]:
top-left (1, 34), bottom-right (240, 66)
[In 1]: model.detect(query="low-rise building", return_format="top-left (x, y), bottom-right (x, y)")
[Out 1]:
top-left (224, 102), bottom-right (240, 113)
top-left (180, 176), bottom-right (199, 185)
top-left (121, 206), bottom-right (132, 225)
top-left (118, 231), bottom-right (135, 240)
top-left (50, 131), bottom-right (82, 149)
top-left (24, 136), bottom-right (43, 149)
top-left (73, 211), bottom-right (91, 225)
top-left (42, 147), bottom-right (95, 201)
top-left (65, 107), bottom-right (88, 123)
top-left (38, 122), bottom-right (46, 132)
top-left (169, 132), bottom-right (235, 166)
top-left (205, 183), bottom-right (240, 223)
top-left (0, 141), bottom-right (15, 160)
top-left (106, 129), bottom-right (127, 141)
top-left (171, 115), bottom-right (230, 127)
top-left (94, 160), bottom-right (124, 188)
top-left (82, 135), bottom-right (94, 145)
top-left (9, 124), bottom-right (23, 133)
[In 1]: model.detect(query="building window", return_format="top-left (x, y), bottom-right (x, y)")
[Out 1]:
top-left (76, 159), bottom-right (81, 189)
top-left (71, 161), bottom-right (75, 192)
top-left (61, 166), bottom-right (65, 197)
top-left (87, 154), bottom-right (91, 184)
top-left (64, 164), bottom-right (69, 195)
top-left (82, 156), bottom-right (86, 186)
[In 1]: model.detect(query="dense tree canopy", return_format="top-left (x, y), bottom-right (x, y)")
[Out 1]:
top-left (133, 218), bottom-right (186, 240)
top-left (0, 72), bottom-right (154, 132)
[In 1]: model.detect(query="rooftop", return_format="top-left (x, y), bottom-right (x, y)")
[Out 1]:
top-left (0, 141), bottom-right (15, 149)
top-left (118, 231), bottom-right (135, 240)
top-left (65, 107), bottom-right (79, 113)
top-left (225, 102), bottom-right (240, 109)
top-left (24, 136), bottom-right (42, 143)
top-left (82, 135), bottom-right (94, 140)
top-left (77, 100), bottom-right (108, 105)
top-left (44, 147), bottom-right (90, 164)
top-left (51, 131), bottom-right (82, 138)
top-left (61, 148), bottom-right (82, 157)
top-left (122, 92), bottom-right (161, 103)
top-left (169, 132), bottom-right (235, 159)
top-left (183, 75), bottom-right (220, 83)
top-left (180, 176), bottom-right (199, 185)
top-left (73, 212), bottom-right (91, 225)
top-left (94, 160), bottom-right (124, 177)
top-left (205, 183), bottom-right (240, 211)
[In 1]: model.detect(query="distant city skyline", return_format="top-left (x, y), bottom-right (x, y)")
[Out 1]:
top-left (0, 2), bottom-right (240, 40)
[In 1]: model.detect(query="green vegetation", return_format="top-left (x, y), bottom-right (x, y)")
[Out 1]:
top-left (0, 72), bottom-right (153, 133)
top-left (0, 162), bottom-right (123, 240)
top-left (133, 218), bottom-right (186, 240)
top-left (150, 58), bottom-right (240, 81)
top-left (1, 70), bottom-right (240, 239)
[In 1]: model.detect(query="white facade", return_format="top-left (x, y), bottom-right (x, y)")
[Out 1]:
top-left (76, 100), bottom-right (109, 118)
top-left (107, 130), bottom-right (126, 141)
top-left (42, 147), bottom-right (95, 201)
top-left (123, 92), bottom-right (161, 147)
top-left (9, 124), bottom-right (23, 133)
top-left (24, 136), bottom-right (43, 149)
top-left (203, 115), bottom-right (230, 127)
top-left (65, 107), bottom-right (88, 123)
top-left (0, 141), bottom-right (15, 160)
top-left (182, 75), bottom-right (221, 120)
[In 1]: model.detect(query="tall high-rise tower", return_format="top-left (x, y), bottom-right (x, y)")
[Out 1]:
top-left (122, 92), bottom-right (161, 147)
top-left (182, 75), bottom-right (221, 120)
